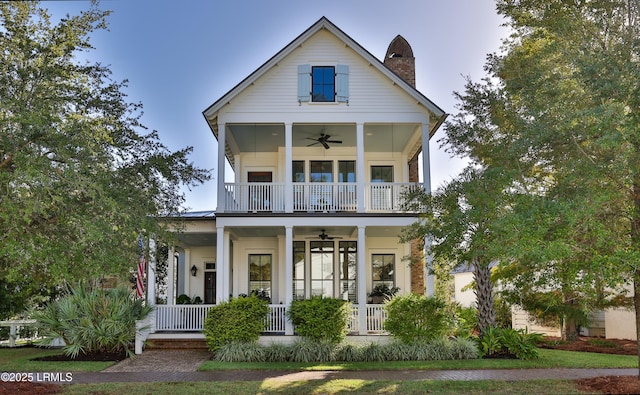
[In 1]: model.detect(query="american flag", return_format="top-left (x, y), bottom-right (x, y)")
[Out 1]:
top-left (136, 236), bottom-right (146, 299)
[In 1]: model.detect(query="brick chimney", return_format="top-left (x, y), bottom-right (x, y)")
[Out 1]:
top-left (385, 35), bottom-right (425, 294)
top-left (384, 35), bottom-right (416, 88)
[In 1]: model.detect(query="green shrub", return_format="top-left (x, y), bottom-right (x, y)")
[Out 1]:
top-left (290, 338), bottom-right (335, 362)
top-left (454, 305), bottom-right (478, 336)
top-left (264, 342), bottom-right (291, 362)
top-left (478, 327), bottom-right (542, 360)
top-left (203, 295), bottom-right (269, 352)
top-left (450, 337), bottom-right (480, 359)
top-left (334, 343), bottom-right (362, 362)
top-left (33, 283), bottom-right (152, 358)
top-left (214, 341), bottom-right (266, 362)
top-left (287, 297), bottom-right (350, 344)
top-left (384, 294), bottom-right (449, 343)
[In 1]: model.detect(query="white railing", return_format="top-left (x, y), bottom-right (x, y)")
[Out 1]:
top-left (222, 182), bottom-right (422, 213)
top-left (223, 183), bottom-right (286, 212)
top-left (365, 304), bottom-right (387, 333)
top-left (365, 183), bottom-right (422, 212)
top-left (155, 305), bottom-right (214, 332)
top-left (153, 303), bottom-right (387, 334)
top-left (265, 305), bottom-right (286, 332)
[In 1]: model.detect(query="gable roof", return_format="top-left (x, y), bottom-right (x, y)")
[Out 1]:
top-left (202, 16), bottom-right (446, 133)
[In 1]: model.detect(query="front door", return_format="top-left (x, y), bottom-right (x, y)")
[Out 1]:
top-left (204, 272), bottom-right (216, 304)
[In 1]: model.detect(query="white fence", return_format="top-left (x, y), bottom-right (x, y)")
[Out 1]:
top-left (153, 304), bottom-right (387, 334)
top-left (222, 182), bottom-right (421, 213)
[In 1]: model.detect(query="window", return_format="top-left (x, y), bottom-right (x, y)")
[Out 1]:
top-left (371, 166), bottom-right (393, 182)
top-left (312, 66), bottom-right (335, 102)
top-left (311, 241), bottom-right (334, 297)
top-left (292, 161), bottom-right (305, 183)
top-left (249, 254), bottom-right (271, 300)
top-left (293, 241), bottom-right (305, 300)
top-left (372, 254), bottom-right (395, 289)
top-left (339, 241), bottom-right (357, 302)
top-left (338, 161), bottom-right (355, 182)
top-left (298, 64), bottom-right (349, 103)
top-left (310, 161), bottom-right (333, 183)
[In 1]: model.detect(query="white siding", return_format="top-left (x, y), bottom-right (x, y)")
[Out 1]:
top-left (222, 30), bottom-right (426, 121)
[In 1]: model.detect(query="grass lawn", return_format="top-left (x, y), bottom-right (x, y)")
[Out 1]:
top-left (61, 379), bottom-right (589, 395)
top-left (198, 349), bottom-right (638, 371)
top-left (0, 346), bottom-right (115, 372)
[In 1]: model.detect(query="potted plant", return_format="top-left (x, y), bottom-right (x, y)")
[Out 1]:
top-left (368, 284), bottom-right (400, 304)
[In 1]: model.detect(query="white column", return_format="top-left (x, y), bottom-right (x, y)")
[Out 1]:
top-left (217, 123), bottom-right (226, 213)
top-left (216, 226), bottom-right (226, 303)
top-left (284, 226), bottom-right (294, 335)
top-left (357, 226), bottom-right (367, 335)
top-left (285, 123), bottom-right (293, 213)
top-left (421, 119), bottom-right (431, 193)
top-left (223, 230), bottom-right (231, 299)
top-left (421, 118), bottom-right (435, 296)
top-left (147, 237), bottom-right (156, 306)
top-left (167, 246), bottom-right (175, 305)
top-left (356, 123), bottom-right (365, 213)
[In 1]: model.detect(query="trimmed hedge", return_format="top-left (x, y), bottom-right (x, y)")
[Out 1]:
top-left (384, 294), bottom-right (449, 343)
top-left (203, 295), bottom-right (269, 352)
top-left (286, 296), bottom-right (350, 344)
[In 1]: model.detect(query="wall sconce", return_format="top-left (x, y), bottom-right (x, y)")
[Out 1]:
top-left (190, 265), bottom-right (198, 277)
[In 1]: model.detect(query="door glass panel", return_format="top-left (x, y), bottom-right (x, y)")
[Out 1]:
top-left (310, 241), bottom-right (334, 297)
top-left (339, 241), bottom-right (357, 302)
top-left (293, 241), bottom-right (305, 300)
top-left (249, 254), bottom-right (271, 301)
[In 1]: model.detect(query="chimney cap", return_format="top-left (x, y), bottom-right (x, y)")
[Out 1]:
top-left (385, 35), bottom-right (414, 59)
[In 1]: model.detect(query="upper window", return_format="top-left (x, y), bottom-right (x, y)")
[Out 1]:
top-left (312, 66), bottom-right (335, 102)
top-left (298, 64), bottom-right (349, 103)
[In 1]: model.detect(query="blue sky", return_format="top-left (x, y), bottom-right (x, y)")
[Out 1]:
top-left (43, 0), bottom-right (507, 211)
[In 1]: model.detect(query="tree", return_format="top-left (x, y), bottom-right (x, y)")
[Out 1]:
top-left (0, 1), bottom-right (210, 306)
top-left (402, 167), bottom-right (506, 333)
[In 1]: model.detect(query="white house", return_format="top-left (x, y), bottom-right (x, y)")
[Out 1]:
top-left (139, 17), bottom-right (446, 349)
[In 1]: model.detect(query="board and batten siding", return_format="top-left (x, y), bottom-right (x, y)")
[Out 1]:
top-left (219, 30), bottom-right (427, 121)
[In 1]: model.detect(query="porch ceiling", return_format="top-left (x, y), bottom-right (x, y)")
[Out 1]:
top-left (227, 123), bottom-right (416, 153)
top-left (176, 232), bottom-right (216, 247)
top-left (226, 225), bottom-right (404, 239)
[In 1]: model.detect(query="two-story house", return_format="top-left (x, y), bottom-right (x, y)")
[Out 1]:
top-left (139, 17), bottom-right (446, 350)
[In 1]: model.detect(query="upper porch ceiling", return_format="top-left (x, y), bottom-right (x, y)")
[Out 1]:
top-left (227, 123), bottom-right (417, 153)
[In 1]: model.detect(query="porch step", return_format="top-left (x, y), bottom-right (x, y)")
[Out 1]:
top-left (145, 338), bottom-right (208, 350)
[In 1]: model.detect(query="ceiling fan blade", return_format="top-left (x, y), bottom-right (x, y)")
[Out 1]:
top-left (321, 141), bottom-right (330, 149)
top-left (306, 141), bottom-right (320, 147)
top-left (326, 140), bottom-right (342, 144)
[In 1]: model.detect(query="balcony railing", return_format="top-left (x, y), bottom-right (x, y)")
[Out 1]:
top-left (222, 182), bottom-right (422, 213)
top-left (153, 304), bottom-right (387, 334)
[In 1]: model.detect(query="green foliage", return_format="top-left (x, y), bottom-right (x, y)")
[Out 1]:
top-left (287, 297), bottom-right (350, 344)
top-left (264, 342), bottom-right (291, 362)
top-left (213, 341), bottom-right (266, 363)
top-left (203, 296), bottom-right (269, 352)
top-left (478, 327), bottom-right (543, 360)
top-left (32, 283), bottom-right (152, 358)
top-left (176, 294), bottom-right (202, 304)
top-left (384, 294), bottom-right (449, 343)
top-left (0, 0), bottom-right (209, 294)
top-left (359, 342), bottom-right (386, 362)
top-left (454, 305), bottom-right (479, 336)
top-left (290, 338), bottom-right (335, 363)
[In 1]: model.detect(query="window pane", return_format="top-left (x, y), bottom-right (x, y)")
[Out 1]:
top-left (338, 161), bottom-right (355, 182)
top-left (292, 161), bottom-right (305, 182)
top-left (339, 241), bottom-right (357, 302)
top-left (371, 166), bottom-right (393, 182)
top-left (249, 254), bottom-right (271, 300)
top-left (310, 161), bottom-right (333, 182)
top-left (372, 254), bottom-right (395, 289)
top-left (311, 241), bottom-right (334, 297)
top-left (293, 241), bottom-right (305, 300)
top-left (312, 66), bottom-right (335, 102)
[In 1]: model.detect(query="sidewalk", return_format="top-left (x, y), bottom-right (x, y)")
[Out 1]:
top-left (57, 349), bottom-right (639, 384)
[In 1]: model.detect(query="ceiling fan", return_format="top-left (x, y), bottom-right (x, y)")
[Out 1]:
top-left (306, 229), bottom-right (343, 240)
top-left (306, 133), bottom-right (342, 149)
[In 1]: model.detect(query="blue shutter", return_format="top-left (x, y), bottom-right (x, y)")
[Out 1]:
top-left (297, 64), bottom-right (311, 102)
top-left (336, 64), bottom-right (349, 103)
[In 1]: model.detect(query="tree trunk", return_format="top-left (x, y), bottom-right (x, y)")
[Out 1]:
top-left (473, 257), bottom-right (495, 333)
top-left (562, 316), bottom-right (578, 341)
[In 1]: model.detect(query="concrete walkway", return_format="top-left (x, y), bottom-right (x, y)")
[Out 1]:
top-left (59, 350), bottom-right (639, 384)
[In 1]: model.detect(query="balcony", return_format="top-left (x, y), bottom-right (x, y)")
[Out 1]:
top-left (222, 182), bottom-right (423, 213)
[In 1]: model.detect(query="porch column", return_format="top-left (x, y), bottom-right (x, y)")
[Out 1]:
top-left (284, 226), bottom-right (294, 335)
top-left (421, 118), bottom-right (435, 296)
top-left (356, 123), bottom-right (365, 213)
top-left (167, 246), bottom-right (175, 305)
top-left (217, 123), bottom-right (226, 213)
top-left (357, 226), bottom-right (367, 335)
top-left (216, 226), bottom-right (227, 303)
top-left (147, 237), bottom-right (156, 306)
top-left (285, 123), bottom-right (293, 213)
